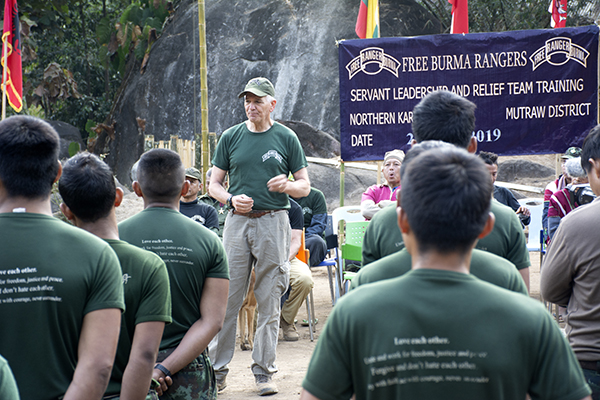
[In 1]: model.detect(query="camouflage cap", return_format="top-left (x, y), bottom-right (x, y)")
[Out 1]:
top-left (185, 167), bottom-right (202, 180)
top-left (238, 77), bottom-right (276, 98)
top-left (561, 147), bottom-right (582, 159)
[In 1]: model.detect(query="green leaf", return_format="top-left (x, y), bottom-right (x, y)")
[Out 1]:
top-left (68, 141), bottom-right (81, 157)
top-left (85, 119), bottom-right (98, 138)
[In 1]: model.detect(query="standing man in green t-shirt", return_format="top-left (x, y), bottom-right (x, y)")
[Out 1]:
top-left (0, 116), bottom-right (125, 400)
top-left (208, 77), bottom-right (310, 396)
top-left (120, 149), bottom-right (229, 400)
top-left (301, 146), bottom-right (591, 400)
top-left (59, 152), bottom-right (172, 400)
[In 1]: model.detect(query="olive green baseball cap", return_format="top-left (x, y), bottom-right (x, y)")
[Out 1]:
top-left (185, 167), bottom-right (202, 180)
top-left (238, 77), bottom-right (276, 98)
top-left (561, 147), bottom-right (582, 159)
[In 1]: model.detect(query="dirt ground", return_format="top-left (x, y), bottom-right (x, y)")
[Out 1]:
top-left (114, 153), bottom-right (554, 398)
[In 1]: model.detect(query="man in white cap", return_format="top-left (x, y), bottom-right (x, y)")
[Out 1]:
top-left (361, 149), bottom-right (405, 220)
top-left (208, 77), bottom-right (310, 395)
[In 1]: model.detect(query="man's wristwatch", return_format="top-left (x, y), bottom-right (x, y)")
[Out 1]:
top-left (227, 194), bottom-right (234, 209)
top-left (154, 363), bottom-right (171, 378)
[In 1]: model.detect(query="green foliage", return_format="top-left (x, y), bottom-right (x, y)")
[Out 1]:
top-left (68, 142), bottom-right (81, 157)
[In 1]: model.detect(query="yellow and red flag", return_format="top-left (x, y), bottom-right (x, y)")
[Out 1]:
top-left (448, 0), bottom-right (469, 34)
top-left (2, 0), bottom-right (22, 112)
top-left (355, 0), bottom-right (379, 39)
top-left (548, 0), bottom-right (567, 28)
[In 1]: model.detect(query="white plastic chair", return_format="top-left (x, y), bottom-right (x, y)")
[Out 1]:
top-left (331, 206), bottom-right (364, 234)
top-left (518, 198), bottom-right (544, 251)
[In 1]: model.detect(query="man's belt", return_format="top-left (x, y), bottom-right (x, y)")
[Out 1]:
top-left (232, 209), bottom-right (285, 218)
top-left (578, 359), bottom-right (600, 372)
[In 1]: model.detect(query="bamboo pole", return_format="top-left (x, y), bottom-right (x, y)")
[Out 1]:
top-left (197, 0), bottom-right (209, 193)
top-left (339, 161), bottom-right (345, 207)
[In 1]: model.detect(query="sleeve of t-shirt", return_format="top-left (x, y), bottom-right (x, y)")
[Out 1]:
top-left (211, 128), bottom-right (232, 171)
top-left (302, 305), bottom-right (354, 400)
top-left (528, 311), bottom-right (591, 400)
top-left (84, 246), bottom-right (126, 315)
top-left (505, 212), bottom-right (530, 270)
top-left (540, 223), bottom-right (574, 306)
top-left (204, 206), bottom-right (219, 230)
top-left (286, 131), bottom-right (308, 174)
top-left (361, 221), bottom-right (378, 267)
top-left (206, 236), bottom-right (230, 280)
top-left (136, 254), bottom-right (172, 324)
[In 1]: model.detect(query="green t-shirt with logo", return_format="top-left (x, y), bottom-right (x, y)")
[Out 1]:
top-left (351, 248), bottom-right (527, 295)
top-left (304, 269), bottom-right (590, 400)
top-left (293, 187), bottom-right (328, 230)
top-left (0, 213), bottom-right (125, 400)
top-left (212, 121), bottom-right (308, 210)
top-left (119, 208), bottom-right (229, 350)
top-left (104, 239), bottom-right (172, 396)
top-left (198, 194), bottom-right (229, 238)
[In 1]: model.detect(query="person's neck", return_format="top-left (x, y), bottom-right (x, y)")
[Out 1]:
top-left (411, 249), bottom-right (471, 275)
top-left (143, 198), bottom-right (180, 211)
top-left (246, 118), bottom-right (273, 133)
top-left (74, 212), bottom-right (120, 240)
top-left (0, 196), bottom-right (53, 215)
top-left (181, 196), bottom-right (198, 203)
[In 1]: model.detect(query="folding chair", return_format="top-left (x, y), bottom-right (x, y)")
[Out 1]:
top-left (337, 220), bottom-right (369, 298)
top-left (316, 215), bottom-right (339, 306)
top-left (296, 229), bottom-right (316, 341)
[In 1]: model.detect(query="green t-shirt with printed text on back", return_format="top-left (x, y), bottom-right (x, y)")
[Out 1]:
top-left (119, 207), bottom-right (229, 350)
top-left (362, 200), bottom-right (530, 270)
top-left (351, 248), bottom-right (527, 295)
top-left (0, 213), bottom-right (124, 400)
top-left (304, 269), bottom-right (590, 400)
top-left (103, 239), bottom-right (172, 396)
top-left (212, 121), bottom-right (307, 210)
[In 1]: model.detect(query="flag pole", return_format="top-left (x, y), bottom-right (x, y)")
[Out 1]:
top-left (197, 0), bottom-right (209, 192)
top-left (2, 38), bottom-right (7, 120)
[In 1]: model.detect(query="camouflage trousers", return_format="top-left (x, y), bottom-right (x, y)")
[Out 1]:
top-left (156, 348), bottom-right (216, 400)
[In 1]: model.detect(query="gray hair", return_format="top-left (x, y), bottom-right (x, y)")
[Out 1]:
top-left (565, 157), bottom-right (586, 178)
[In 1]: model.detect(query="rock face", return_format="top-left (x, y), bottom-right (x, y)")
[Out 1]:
top-left (46, 120), bottom-right (85, 160)
top-left (103, 0), bottom-right (442, 185)
top-left (497, 160), bottom-right (555, 182)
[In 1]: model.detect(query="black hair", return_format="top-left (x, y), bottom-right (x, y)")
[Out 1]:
top-left (137, 148), bottom-right (184, 202)
top-left (581, 125), bottom-right (600, 173)
top-left (478, 151), bottom-right (498, 166)
top-left (412, 90), bottom-right (476, 148)
top-left (399, 140), bottom-right (455, 181)
top-left (400, 147), bottom-right (492, 254)
top-left (0, 116), bottom-right (60, 199)
top-left (59, 153), bottom-right (116, 222)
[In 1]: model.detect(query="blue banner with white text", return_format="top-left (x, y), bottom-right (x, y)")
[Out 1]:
top-left (339, 25), bottom-right (599, 161)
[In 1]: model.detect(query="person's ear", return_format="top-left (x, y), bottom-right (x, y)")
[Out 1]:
top-left (398, 207), bottom-right (411, 234)
top-left (60, 203), bottom-right (75, 221)
top-left (53, 161), bottom-right (63, 183)
top-left (467, 136), bottom-right (478, 154)
top-left (478, 212), bottom-right (496, 239)
top-left (589, 158), bottom-right (600, 177)
top-left (132, 181), bottom-right (143, 198)
top-left (114, 187), bottom-right (124, 207)
top-left (180, 180), bottom-right (190, 197)
top-left (410, 139), bottom-right (417, 147)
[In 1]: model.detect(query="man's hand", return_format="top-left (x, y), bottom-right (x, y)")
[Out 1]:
top-left (516, 206), bottom-right (530, 217)
top-left (151, 371), bottom-right (172, 396)
top-left (267, 174), bottom-right (289, 193)
top-left (232, 194), bottom-right (253, 213)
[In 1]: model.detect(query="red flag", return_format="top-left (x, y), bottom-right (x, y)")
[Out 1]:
top-left (2, 0), bottom-right (22, 112)
top-left (355, 0), bottom-right (379, 39)
top-left (549, 0), bottom-right (567, 28)
top-left (448, 0), bottom-right (469, 34)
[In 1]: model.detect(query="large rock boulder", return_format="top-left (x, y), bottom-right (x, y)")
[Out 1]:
top-left (47, 120), bottom-right (85, 160)
top-left (103, 0), bottom-right (442, 185)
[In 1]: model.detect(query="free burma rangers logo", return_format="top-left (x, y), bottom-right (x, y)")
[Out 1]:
top-left (346, 47), bottom-right (400, 80)
top-left (262, 150), bottom-right (283, 163)
top-left (529, 37), bottom-right (589, 71)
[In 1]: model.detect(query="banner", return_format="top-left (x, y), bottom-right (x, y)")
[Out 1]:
top-left (2, 0), bottom-right (22, 112)
top-left (338, 26), bottom-right (599, 161)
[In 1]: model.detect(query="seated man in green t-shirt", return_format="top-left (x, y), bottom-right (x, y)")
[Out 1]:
top-left (59, 152), bottom-right (172, 400)
top-left (301, 145), bottom-right (591, 400)
top-left (0, 116), bottom-right (125, 400)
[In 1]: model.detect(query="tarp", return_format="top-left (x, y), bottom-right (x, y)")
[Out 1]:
top-left (339, 25), bottom-right (599, 161)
